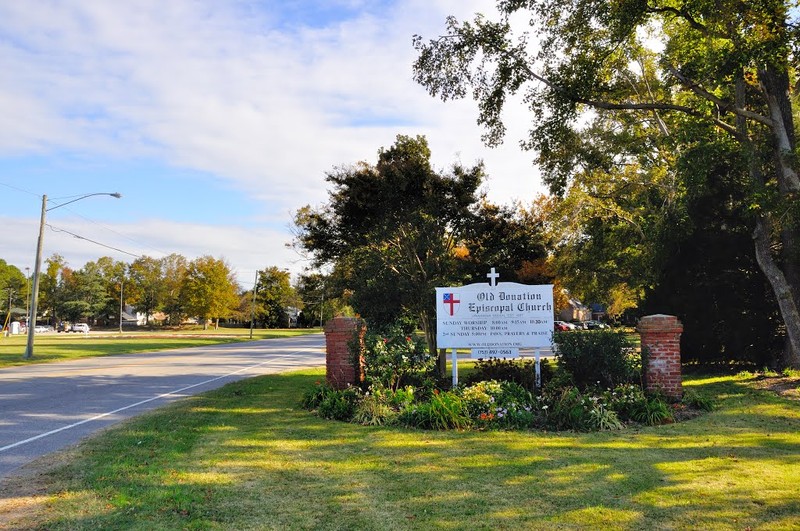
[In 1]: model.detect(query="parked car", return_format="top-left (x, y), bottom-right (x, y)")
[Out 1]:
top-left (34, 325), bottom-right (53, 333)
top-left (586, 320), bottom-right (607, 330)
top-left (69, 323), bottom-right (90, 333)
top-left (554, 321), bottom-right (571, 331)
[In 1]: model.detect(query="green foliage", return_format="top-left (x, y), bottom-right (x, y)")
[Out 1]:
top-left (460, 380), bottom-right (539, 430)
top-left (293, 135), bottom-right (486, 359)
top-left (316, 386), bottom-right (362, 422)
top-left (554, 330), bottom-right (638, 389)
top-left (630, 396), bottom-right (674, 426)
top-left (413, 0), bottom-right (800, 368)
top-left (601, 383), bottom-right (648, 421)
top-left (682, 389), bottom-right (714, 412)
top-left (465, 357), bottom-right (552, 392)
top-left (543, 386), bottom-right (593, 431)
top-left (459, 380), bottom-right (503, 418)
top-left (255, 267), bottom-right (296, 328)
top-left (399, 390), bottom-right (470, 430)
top-left (587, 406), bottom-right (624, 431)
top-left (300, 381), bottom-right (334, 410)
top-left (301, 383), bottom-right (362, 422)
top-left (359, 326), bottom-right (438, 391)
top-left (353, 390), bottom-right (396, 426)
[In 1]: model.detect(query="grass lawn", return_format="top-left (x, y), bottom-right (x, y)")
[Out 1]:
top-left (0, 328), bottom-right (319, 368)
top-left (1, 370), bottom-right (798, 530)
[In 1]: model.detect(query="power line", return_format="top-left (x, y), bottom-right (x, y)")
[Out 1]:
top-left (0, 181), bottom-right (40, 198)
top-left (46, 224), bottom-right (141, 259)
top-left (60, 208), bottom-right (174, 258)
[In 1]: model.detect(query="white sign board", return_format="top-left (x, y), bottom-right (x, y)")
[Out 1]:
top-left (436, 282), bottom-right (554, 349)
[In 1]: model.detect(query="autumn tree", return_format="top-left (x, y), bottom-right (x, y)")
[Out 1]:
top-left (181, 256), bottom-right (239, 330)
top-left (161, 253), bottom-right (188, 325)
top-left (414, 0), bottom-right (800, 366)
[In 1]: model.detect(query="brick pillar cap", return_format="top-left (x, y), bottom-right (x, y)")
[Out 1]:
top-left (323, 316), bottom-right (365, 333)
top-left (637, 314), bottom-right (683, 333)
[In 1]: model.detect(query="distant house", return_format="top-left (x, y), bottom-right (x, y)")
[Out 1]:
top-left (560, 298), bottom-right (592, 323)
top-left (590, 303), bottom-right (607, 321)
top-left (122, 305), bottom-right (166, 327)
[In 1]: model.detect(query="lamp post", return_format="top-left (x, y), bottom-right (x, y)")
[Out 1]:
top-left (24, 192), bottom-right (122, 359)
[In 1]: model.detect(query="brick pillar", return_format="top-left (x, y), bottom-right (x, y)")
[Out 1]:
top-left (638, 314), bottom-right (683, 399)
top-left (324, 317), bottom-right (365, 390)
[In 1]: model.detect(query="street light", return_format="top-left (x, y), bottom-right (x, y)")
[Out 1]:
top-left (24, 192), bottom-right (122, 359)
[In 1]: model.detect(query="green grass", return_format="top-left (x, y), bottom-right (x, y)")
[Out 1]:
top-left (2, 371), bottom-right (798, 530)
top-left (0, 328), bottom-right (319, 368)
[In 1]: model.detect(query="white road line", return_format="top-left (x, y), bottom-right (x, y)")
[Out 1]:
top-left (0, 352), bottom-right (309, 454)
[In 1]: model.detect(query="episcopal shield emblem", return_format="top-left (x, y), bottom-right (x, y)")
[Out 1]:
top-left (442, 292), bottom-right (460, 316)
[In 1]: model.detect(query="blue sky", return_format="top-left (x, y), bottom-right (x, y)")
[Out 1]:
top-left (0, 0), bottom-right (543, 286)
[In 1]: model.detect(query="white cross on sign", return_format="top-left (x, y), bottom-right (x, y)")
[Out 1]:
top-left (486, 267), bottom-right (500, 287)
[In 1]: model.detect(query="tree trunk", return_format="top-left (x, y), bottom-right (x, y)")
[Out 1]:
top-left (761, 65), bottom-right (800, 366)
top-left (753, 215), bottom-right (800, 367)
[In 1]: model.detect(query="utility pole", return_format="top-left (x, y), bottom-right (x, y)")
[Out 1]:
top-left (25, 267), bottom-right (30, 325)
top-left (119, 279), bottom-right (124, 334)
top-left (25, 192), bottom-right (121, 359)
top-left (24, 195), bottom-right (47, 359)
top-left (249, 270), bottom-right (259, 339)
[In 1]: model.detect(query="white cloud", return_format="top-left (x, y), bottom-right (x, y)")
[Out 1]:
top-left (0, 1), bottom-right (546, 283)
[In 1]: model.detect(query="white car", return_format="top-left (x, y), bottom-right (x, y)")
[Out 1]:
top-left (34, 325), bottom-right (53, 333)
top-left (70, 323), bottom-right (90, 333)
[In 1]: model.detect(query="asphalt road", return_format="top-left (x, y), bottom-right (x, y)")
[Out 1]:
top-left (0, 333), bottom-right (326, 478)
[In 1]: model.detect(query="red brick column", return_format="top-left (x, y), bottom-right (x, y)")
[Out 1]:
top-left (638, 314), bottom-right (683, 398)
top-left (324, 317), bottom-right (365, 389)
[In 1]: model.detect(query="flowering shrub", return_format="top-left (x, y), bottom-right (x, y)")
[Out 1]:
top-left (459, 380), bottom-right (538, 430)
top-left (357, 325), bottom-right (438, 391)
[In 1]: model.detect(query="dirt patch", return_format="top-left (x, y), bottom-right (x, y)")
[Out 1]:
top-left (0, 451), bottom-right (75, 530)
top-left (745, 375), bottom-right (800, 400)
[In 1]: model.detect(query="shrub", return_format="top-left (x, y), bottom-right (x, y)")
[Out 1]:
top-left (465, 357), bottom-right (553, 392)
top-left (399, 390), bottom-right (470, 430)
top-left (602, 383), bottom-right (648, 421)
top-left (553, 330), bottom-right (639, 389)
top-left (353, 391), bottom-right (396, 426)
top-left (587, 405), bottom-right (624, 431)
top-left (386, 385), bottom-right (416, 410)
top-left (317, 386), bottom-right (362, 422)
top-left (300, 381), bottom-right (333, 410)
top-left (357, 325), bottom-right (438, 391)
top-left (630, 396), bottom-right (673, 425)
top-left (460, 380), bottom-right (502, 417)
top-left (543, 386), bottom-right (593, 431)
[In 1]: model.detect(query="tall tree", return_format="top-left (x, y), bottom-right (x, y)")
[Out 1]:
top-left (161, 253), bottom-right (188, 326)
top-left (91, 256), bottom-right (127, 326)
top-left (0, 260), bottom-right (26, 323)
top-left (293, 134), bottom-right (485, 372)
top-left (414, 1), bottom-right (800, 366)
top-left (128, 256), bottom-right (165, 325)
top-left (181, 256), bottom-right (239, 330)
top-left (40, 254), bottom-right (66, 326)
top-left (255, 267), bottom-right (295, 328)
